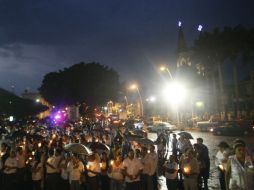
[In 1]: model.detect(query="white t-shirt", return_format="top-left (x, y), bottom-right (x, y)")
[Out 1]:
top-left (31, 161), bottom-right (43, 181)
top-left (4, 157), bottom-right (18, 174)
top-left (46, 156), bottom-right (58, 174)
top-left (67, 160), bottom-right (84, 181)
top-left (87, 160), bottom-right (101, 177)
top-left (109, 162), bottom-right (124, 181)
top-left (60, 160), bottom-right (68, 180)
top-left (163, 161), bottom-right (178, 179)
top-left (122, 157), bottom-right (143, 182)
top-left (16, 153), bottom-right (26, 168)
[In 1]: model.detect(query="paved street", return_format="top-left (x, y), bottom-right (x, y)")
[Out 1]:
top-left (148, 130), bottom-right (254, 190)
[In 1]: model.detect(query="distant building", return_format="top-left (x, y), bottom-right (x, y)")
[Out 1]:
top-left (21, 90), bottom-right (51, 119)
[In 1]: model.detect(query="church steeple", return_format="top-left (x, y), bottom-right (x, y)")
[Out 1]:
top-left (177, 21), bottom-right (187, 53)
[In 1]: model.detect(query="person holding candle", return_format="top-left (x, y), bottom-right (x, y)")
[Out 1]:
top-left (16, 146), bottom-right (26, 189)
top-left (215, 141), bottom-right (230, 190)
top-left (108, 154), bottom-right (124, 190)
top-left (163, 155), bottom-right (178, 190)
top-left (59, 153), bottom-right (70, 190)
top-left (225, 142), bottom-right (254, 190)
top-left (67, 154), bottom-right (84, 190)
top-left (31, 156), bottom-right (43, 190)
top-left (122, 149), bottom-right (143, 190)
top-left (100, 152), bottom-right (110, 190)
top-left (181, 149), bottom-right (200, 190)
top-left (86, 153), bottom-right (101, 190)
top-left (45, 149), bottom-right (59, 190)
top-left (3, 150), bottom-right (18, 190)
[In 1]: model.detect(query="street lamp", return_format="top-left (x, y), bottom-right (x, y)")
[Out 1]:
top-left (162, 82), bottom-right (187, 126)
top-left (129, 84), bottom-right (143, 117)
top-left (160, 66), bottom-right (173, 80)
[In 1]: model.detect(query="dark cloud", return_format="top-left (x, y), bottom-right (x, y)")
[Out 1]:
top-left (0, 0), bottom-right (253, 94)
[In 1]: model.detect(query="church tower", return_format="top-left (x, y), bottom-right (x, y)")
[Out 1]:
top-left (176, 22), bottom-right (205, 76)
top-left (176, 21), bottom-right (192, 68)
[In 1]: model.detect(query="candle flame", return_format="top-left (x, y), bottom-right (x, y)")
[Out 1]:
top-left (184, 167), bottom-right (190, 173)
top-left (219, 164), bottom-right (224, 171)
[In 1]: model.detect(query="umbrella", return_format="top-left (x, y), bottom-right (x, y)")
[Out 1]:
top-left (86, 142), bottom-right (110, 151)
top-left (178, 132), bottom-right (193, 139)
top-left (64, 143), bottom-right (93, 155)
top-left (10, 130), bottom-right (27, 139)
top-left (131, 129), bottom-right (147, 137)
top-left (132, 138), bottom-right (154, 145)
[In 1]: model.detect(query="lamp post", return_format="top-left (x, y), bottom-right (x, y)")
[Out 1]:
top-left (160, 66), bottom-right (180, 124)
top-left (160, 66), bottom-right (173, 80)
top-left (130, 84), bottom-right (143, 117)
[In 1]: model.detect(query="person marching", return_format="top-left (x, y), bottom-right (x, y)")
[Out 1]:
top-left (163, 155), bottom-right (178, 190)
top-left (225, 141), bottom-right (254, 190)
top-left (108, 154), bottom-right (124, 190)
top-left (215, 141), bottom-right (230, 190)
top-left (67, 154), bottom-right (84, 190)
top-left (122, 149), bottom-right (143, 190)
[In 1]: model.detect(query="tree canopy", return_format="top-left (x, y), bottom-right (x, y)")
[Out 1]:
top-left (38, 62), bottom-right (120, 107)
top-left (0, 88), bottom-right (48, 118)
top-left (192, 25), bottom-right (254, 77)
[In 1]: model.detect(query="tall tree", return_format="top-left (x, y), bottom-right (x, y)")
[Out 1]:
top-left (192, 26), bottom-right (254, 118)
top-left (39, 62), bottom-right (120, 107)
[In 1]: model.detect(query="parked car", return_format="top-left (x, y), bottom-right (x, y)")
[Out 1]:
top-left (213, 122), bottom-right (254, 136)
top-left (197, 120), bottom-right (220, 132)
top-left (147, 122), bottom-right (177, 133)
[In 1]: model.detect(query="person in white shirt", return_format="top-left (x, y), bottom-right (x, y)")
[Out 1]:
top-left (108, 154), bottom-right (124, 190)
top-left (46, 149), bottom-right (59, 190)
top-left (16, 146), bottom-right (26, 189)
top-left (31, 156), bottom-right (43, 190)
top-left (225, 142), bottom-right (254, 190)
top-left (215, 141), bottom-right (230, 190)
top-left (181, 149), bottom-right (200, 190)
top-left (67, 154), bottom-right (84, 190)
top-left (59, 153), bottom-right (70, 190)
top-left (122, 149), bottom-right (143, 190)
top-left (163, 155), bottom-right (179, 190)
top-left (86, 153), bottom-right (101, 190)
top-left (3, 150), bottom-right (18, 190)
top-left (148, 145), bottom-right (158, 190)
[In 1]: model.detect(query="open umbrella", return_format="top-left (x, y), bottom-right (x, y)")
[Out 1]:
top-left (86, 142), bottom-right (110, 151)
top-left (132, 138), bottom-right (154, 145)
top-left (64, 143), bottom-right (93, 155)
top-left (178, 131), bottom-right (193, 139)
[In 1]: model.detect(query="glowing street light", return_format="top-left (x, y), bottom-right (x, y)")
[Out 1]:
top-left (160, 66), bottom-right (173, 80)
top-left (162, 82), bottom-right (187, 125)
top-left (146, 96), bottom-right (156, 102)
top-left (129, 84), bottom-right (143, 117)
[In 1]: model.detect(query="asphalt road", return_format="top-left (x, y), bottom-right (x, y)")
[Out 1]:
top-left (148, 130), bottom-right (254, 190)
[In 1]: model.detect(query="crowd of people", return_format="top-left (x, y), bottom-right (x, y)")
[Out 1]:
top-left (0, 120), bottom-right (253, 190)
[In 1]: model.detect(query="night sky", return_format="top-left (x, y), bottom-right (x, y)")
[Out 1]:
top-left (0, 0), bottom-right (253, 95)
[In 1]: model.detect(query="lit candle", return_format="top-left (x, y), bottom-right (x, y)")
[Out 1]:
top-left (183, 167), bottom-right (190, 174)
top-left (110, 160), bottom-right (114, 166)
top-left (100, 163), bottom-right (102, 168)
top-left (38, 143), bottom-right (41, 148)
top-left (218, 164), bottom-right (224, 171)
top-left (32, 151), bottom-right (35, 156)
top-left (0, 152), bottom-right (3, 156)
top-left (52, 134), bottom-right (56, 139)
top-left (29, 157), bottom-right (32, 160)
